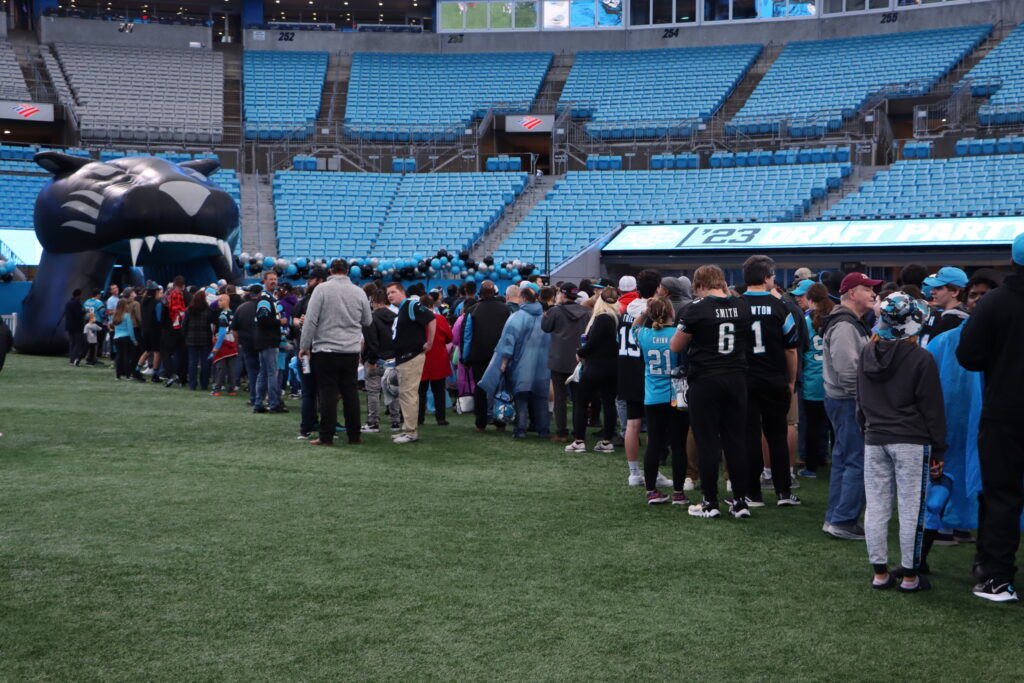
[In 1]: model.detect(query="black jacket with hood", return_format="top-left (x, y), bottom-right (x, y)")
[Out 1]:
top-left (363, 306), bottom-right (398, 364)
top-left (956, 273), bottom-right (1024, 422)
top-left (541, 300), bottom-right (590, 374)
top-left (856, 339), bottom-right (947, 460)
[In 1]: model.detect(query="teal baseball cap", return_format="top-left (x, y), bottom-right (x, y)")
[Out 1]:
top-left (923, 266), bottom-right (968, 289)
top-left (790, 279), bottom-right (815, 296)
top-left (1014, 232), bottom-right (1024, 266)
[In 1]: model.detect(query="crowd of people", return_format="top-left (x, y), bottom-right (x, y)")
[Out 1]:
top-left (55, 234), bottom-right (1024, 603)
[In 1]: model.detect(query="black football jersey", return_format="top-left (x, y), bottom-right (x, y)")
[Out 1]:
top-left (742, 292), bottom-right (799, 383)
top-left (617, 302), bottom-right (646, 403)
top-left (678, 295), bottom-right (751, 380)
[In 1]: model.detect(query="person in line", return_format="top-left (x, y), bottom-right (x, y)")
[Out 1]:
top-left (822, 272), bottom-right (881, 540)
top-left (362, 290), bottom-right (400, 434)
top-left (291, 266), bottom-right (328, 439)
top-left (800, 283), bottom-right (833, 478)
top-left (740, 255), bottom-right (801, 507)
top-left (479, 287), bottom-right (551, 440)
top-left (64, 288), bottom-right (85, 366)
top-left (232, 285), bottom-right (262, 407)
top-left (956, 234), bottom-right (1024, 602)
top-left (857, 292), bottom-right (945, 593)
top-left (617, 271), bottom-right (670, 487)
top-left (542, 282), bottom-right (590, 443)
top-left (110, 298), bottom-right (138, 380)
top-left (671, 265), bottom-right (753, 519)
top-left (162, 276), bottom-right (188, 387)
top-left (387, 281), bottom-right (436, 444)
top-left (181, 291), bottom-right (215, 391)
top-left (566, 287), bottom-right (620, 453)
top-left (634, 297), bottom-right (689, 505)
top-left (920, 267), bottom-right (969, 347)
top-left (254, 271), bottom-right (287, 413)
top-left (82, 289), bottom-right (106, 365)
top-left (299, 259), bottom-right (371, 447)
top-left (210, 293), bottom-right (238, 397)
top-left (418, 294), bottom-right (454, 427)
top-left (461, 281), bottom-right (510, 433)
top-left (138, 285), bottom-right (162, 376)
top-left (83, 312), bottom-right (103, 366)
top-left (657, 276), bottom-right (690, 318)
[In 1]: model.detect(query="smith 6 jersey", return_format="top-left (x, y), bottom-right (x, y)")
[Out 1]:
top-left (677, 295), bottom-right (751, 380)
top-left (741, 291), bottom-right (799, 384)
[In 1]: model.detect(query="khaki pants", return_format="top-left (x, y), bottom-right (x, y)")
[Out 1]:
top-left (397, 353), bottom-right (426, 437)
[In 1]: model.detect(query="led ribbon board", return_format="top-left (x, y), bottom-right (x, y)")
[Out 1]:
top-left (602, 217), bottom-right (1024, 252)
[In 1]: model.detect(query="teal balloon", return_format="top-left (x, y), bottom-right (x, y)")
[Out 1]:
top-left (351, 265), bottom-right (362, 279)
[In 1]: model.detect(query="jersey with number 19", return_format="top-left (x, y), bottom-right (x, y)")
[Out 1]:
top-left (677, 295), bottom-right (751, 381)
top-left (616, 298), bottom-right (647, 403)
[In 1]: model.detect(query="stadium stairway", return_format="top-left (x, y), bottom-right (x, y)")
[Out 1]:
top-left (802, 163), bottom-right (884, 220)
top-left (6, 30), bottom-right (53, 102)
top-left (220, 45), bottom-right (243, 141)
top-left (319, 54), bottom-right (349, 125)
top-left (699, 42), bottom-right (784, 143)
top-left (240, 172), bottom-right (278, 256)
top-left (471, 174), bottom-right (558, 259)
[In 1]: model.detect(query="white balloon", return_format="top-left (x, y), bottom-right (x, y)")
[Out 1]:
top-left (254, 252), bottom-right (264, 261)
top-left (240, 252), bottom-right (250, 261)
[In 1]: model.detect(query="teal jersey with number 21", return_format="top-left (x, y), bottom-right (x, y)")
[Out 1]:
top-left (634, 326), bottom-right (679, 405)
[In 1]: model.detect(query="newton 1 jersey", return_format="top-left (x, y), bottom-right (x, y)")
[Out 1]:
top-left (678, 295), bottom-right (751, 381)
top-left (742, 292), bottom-right (799, 383)
top-left (634, 326), bottom-right (679, 405)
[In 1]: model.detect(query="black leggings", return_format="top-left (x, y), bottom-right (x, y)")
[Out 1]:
top-left (688, 373), bottom-right (749, 505)
top-left (644, 403), bottom-right (689, 492)
top-left (802, 398), bottom-right (829, 472)
top-left (573, 371), bottom-right (616, 441)
top-left (418, 378), bottom-right (447, 423)
top-left (114, 337), bottom-right (135, 378)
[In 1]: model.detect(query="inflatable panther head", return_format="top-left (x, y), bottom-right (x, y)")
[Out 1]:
top-left (35, 152), bottom-right (239, 267)
top-left (14, 153), bottom-right (243, 355)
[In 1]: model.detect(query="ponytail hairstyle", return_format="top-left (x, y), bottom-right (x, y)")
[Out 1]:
top-left (807, 283), bottom-right (835, 335)
top-left (645, 296), bottom-right (674, 330)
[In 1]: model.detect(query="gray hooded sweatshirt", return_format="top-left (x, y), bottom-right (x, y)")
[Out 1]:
top-left (822, 304), bottom-right (871, 400)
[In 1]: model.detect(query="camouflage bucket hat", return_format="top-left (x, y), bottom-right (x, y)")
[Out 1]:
top-left (877, 291), bottom-right (927, 340)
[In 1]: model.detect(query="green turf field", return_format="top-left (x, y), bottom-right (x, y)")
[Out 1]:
top-left (2, 353), bottom-right (1020, 680)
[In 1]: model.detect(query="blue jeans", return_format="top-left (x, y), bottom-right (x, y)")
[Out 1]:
top-left (186, 344), bottom-right (212, 390)
top-left (241, 347), bottom-right (260, 405)
top-left (300, 367), bottom-right (319, 435)
top-left (514, 391), bottom-right (549, 438)
top-left (255, 347), bottom-right (282, 409)
top-left (824, 395), bottom-right (866, 527)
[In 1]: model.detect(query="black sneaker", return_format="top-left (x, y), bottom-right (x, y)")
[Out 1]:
top-left (777, 494), bottom-right (802, 507)
top-left (252, 405), bottom-right (268, 414)
top-left (933, 532), bottom-right (958, 547)
top-left (729, 498), bottom-right (751, 519)
top-left (897, 575), bottom-right (931, 593)
top-left (972, 579), bottom-right (1019, 603)
top-left (688, 499), bottom-right (720, 519)
top-left (268, 405), bottom-right (289, 414)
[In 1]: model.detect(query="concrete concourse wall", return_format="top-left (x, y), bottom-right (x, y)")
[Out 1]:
top-left (38, 16), bottom-right (213, 49)
top-left (242, 0), bottom-right (1024, 54)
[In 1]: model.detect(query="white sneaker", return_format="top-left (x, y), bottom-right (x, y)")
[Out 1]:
top-left (760, 469), bottom-right (773, 490)
top-left (594, 440), bottom-right (614, 453)
top-left (564, 441), bottom-right (586, 453)
top-left (790, 468), bottom-right (800, 489)
top-left (360, 424), bottom-right (380, 433)
top-left (683, 477), bottom-right (695, 491)
top-left (726, 479), bottom-right (732, 493)
top-left (141, 368), bottom-right (154, 375)
top-left (627, 472), bottom-right (644, 486)
top-left (392, 433), bottom-right (418, 444)
top-left (655, 472), bottom-right (673, 488)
